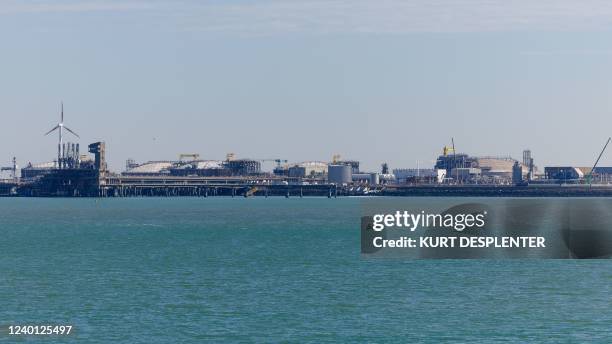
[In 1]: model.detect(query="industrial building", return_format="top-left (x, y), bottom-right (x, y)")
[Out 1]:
top-left (123, 161), bottom-right (174, 175)
top-left (433, 146), bottom-right (533, 184)
top-left (544, 167), bottom-right (584, 182)
top-left (393, 168), bottom-right (444, 184)
top-left (17, 142), bottom-right (106, 196)
top-left (587, 167), bottom-right (612, 184)
top-left (123, 157), bottom-right (262, 177)
top-left (169, 160), bottom-right (226, 176)
top-left (544, 166), bottom-right (612, 183)
top-left (287, 161), bottom-right (328, 178)
top-left (352, 173), bottom-right (380, 185)
top-left (20, 162), bottom-right (56, 179)
top-left (0, 157), bottom-right (19, 181)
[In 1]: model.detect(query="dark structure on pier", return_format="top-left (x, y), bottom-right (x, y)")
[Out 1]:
top-left (16, 142), bottom-right (107, 197)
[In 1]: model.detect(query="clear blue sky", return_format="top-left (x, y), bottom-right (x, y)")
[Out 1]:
top-left (2, 0), bottom-right (612, 172)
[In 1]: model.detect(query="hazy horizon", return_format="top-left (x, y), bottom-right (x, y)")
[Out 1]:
top-left (3, 0), bottom-right (612, 172)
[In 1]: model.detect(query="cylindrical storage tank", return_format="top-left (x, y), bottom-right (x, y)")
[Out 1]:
top-left (370, 173), bottom-right (380, 185)
top-left (328, 164), bottom-right (352, 184)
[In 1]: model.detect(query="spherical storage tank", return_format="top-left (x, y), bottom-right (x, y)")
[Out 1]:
top-left (328, 164), bottom-right (352, 184)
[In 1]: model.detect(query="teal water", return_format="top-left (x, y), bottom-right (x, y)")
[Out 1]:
top-left (1, 198), bottom-right (611, 343)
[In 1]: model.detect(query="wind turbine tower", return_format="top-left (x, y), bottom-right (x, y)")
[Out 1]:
top-left (44, 102), bottom-right (80, 169)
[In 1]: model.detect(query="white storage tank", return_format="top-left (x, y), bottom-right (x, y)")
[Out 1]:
top-left (328, 164), bottom-right (352, 184)
top-left (370, 173), bottom-right (380, 185)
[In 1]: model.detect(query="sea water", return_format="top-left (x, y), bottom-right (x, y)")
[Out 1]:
top-left (1, 198), bottom-right (611, 343)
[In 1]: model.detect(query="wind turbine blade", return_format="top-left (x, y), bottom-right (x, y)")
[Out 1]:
top-left (63, 126), bottom-right (80, 138)
top-left (44, 125), bottom-right (60, 136)
top-left (61, 101), bottom-right (64, 123)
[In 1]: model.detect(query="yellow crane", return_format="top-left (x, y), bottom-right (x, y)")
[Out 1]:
top-left (442, 146), bottom-right (455, 156)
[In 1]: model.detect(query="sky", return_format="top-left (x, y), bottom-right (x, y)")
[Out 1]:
top-left (2, 0), bottom-right (612, 172)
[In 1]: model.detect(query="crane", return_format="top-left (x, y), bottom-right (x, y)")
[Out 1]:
top-left (442, 146), bottom-right (455, 156)
top-left (587, 137), bottom-right (611, 188)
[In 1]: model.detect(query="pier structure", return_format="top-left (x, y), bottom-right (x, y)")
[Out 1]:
top-left (100, 175), bottom-right (339, 198)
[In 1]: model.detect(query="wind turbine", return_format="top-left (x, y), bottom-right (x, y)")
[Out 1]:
top-left (44, 102), bottom-right (79, 168)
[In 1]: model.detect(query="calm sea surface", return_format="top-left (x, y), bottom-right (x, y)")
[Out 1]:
top-left (1, 198), bottom-right (611, 343)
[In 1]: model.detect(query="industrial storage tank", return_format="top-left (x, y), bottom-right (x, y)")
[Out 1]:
top-left (328, 164), bottom-right (352, 184)
top-left (225, 159), bottom-right (261, 175)
top-left (352, 173), bottom-right (379, 184)
top-left (370, 173), bottom-right (380, 185)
